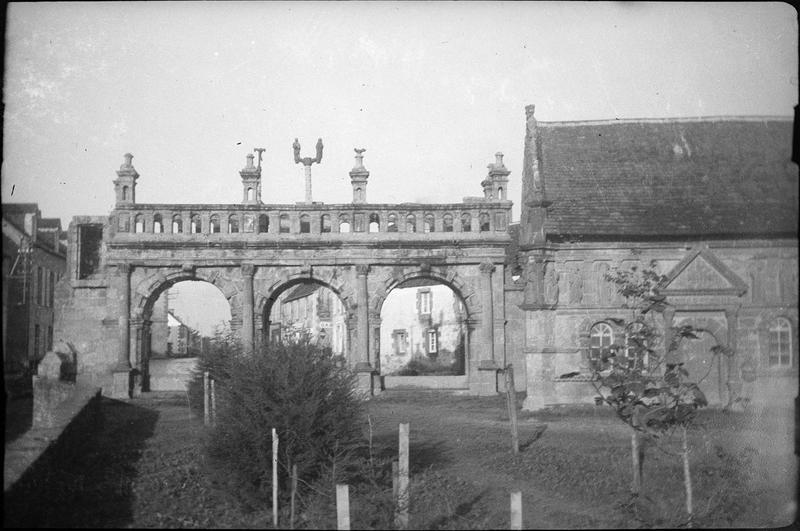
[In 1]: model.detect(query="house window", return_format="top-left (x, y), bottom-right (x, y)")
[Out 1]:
top-left (393, 330), bottom-right (408, 355)
top-left (443, 213), bottom-right (454, 232)
top-left (228, 215), bottom-right (239, 233)
top-left (589, 322), bottom-right (614, 371)
top-left (153, 214), bottom-right (163, 233)
top-left (418, 289), bottom-right (432, 315)
top-left (427, 329), bottom-right (438, 354)
top-left (259, 214), bottom-right (269, 233)
top-left (321, 214), bottom-right (331, 233)
top-left (769, 318), bottom-right (792, 367)
top-left (36, 267), bottom-right (44, 305)
top-left (300, 214), bottom-right (310, 233)
top-left (48, 271), bottom-right (55, 307)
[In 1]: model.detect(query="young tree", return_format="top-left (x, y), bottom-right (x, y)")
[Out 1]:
top-left (565, 263), bottom-right (713, 526)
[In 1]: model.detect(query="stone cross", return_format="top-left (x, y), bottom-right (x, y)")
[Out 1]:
top-left (293, 138), bottom-right (324, 202)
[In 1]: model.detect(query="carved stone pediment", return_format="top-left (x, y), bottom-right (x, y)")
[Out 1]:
top-left (661, 246), bottom-right (747, 297)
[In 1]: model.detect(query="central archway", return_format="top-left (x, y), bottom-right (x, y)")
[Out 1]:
top-left (259, 279), bottom-right (352, 360)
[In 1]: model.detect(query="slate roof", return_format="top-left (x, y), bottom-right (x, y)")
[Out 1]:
top-left (536, 117), bottom-right (798, 238)
top-left (283, 283), bottom-right (320, 303)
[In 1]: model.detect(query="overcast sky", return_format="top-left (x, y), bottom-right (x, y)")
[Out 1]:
top-left (2, 1), bottom-right (797, 230)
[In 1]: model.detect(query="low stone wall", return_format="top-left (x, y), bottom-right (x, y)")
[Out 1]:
top-left (383, 374), bottom-right (468, 389)
top-left (148, 357), bottom-right (197, 392)
top-left (4, 383), bottom-right (102, 493)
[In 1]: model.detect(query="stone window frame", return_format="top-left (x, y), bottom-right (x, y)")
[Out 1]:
top-left (479, 212), bottom-right (491, 232)
top-left (406, 214), bottom-right (416, 233)
top-left (768, 317), bottom-right (793, 367)
top-left (442, 213), bottom-right (454, 232)
top-left (209, 214), bottom-right (221, 234)
top-left (588, 321), bottom-right (615, 372)
top-left (387, 213), bottom-right (398, 232)
top-left (172, 214), bottom-right (183, 233)
top-left (299, 213), bottom-right (311, 234)
top-left (756, 313), bottom-right (798, 373)
top-left (320, 214), bottom-right (332, 233)
top-left (427, 328), bottom-right (438, 354)
top-left (417, 288), bottom-right (432, 315)
top-left (423, 213), bottom-right (435, 233)
top-left (190, 213), bottom-right (202, 234)
top-left (134, 214), bottom-right (145, 233)
top-left (497, 186), bottom-right (505, 200)
top-left (227, 214), bottom-right (239, 233)
top-left (338, 214), bottom-right (351, 233)
top-left (153, 213), bottom-right (163, 233)
top-left (279, 213), bottom-right (291, 234)
top-left (368, 213), bottom-right (380, 233)
top-left (392, 329), bottom-right (408, 355)
top-left (460, 212), bottom-right (472, 232)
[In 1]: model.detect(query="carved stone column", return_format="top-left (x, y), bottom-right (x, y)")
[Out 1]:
top-left (354, 265), bottom-right (371, 371)
top-left (474, 261), bottom-right (499, 395)
top-left (242, 264), bottom-right (255, 355)
top-left (112, 263), bottom-right (132, 399)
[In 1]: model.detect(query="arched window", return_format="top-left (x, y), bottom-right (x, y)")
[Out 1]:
top-left (190, 214), bottom-right (202, 234)
top-left (134, 214), bottom-right (145, 233)
top-left (153, 213), bottom-right (163, 233)
top-left (339, 214), bottom-right (351, 233)
top-left (257, 214), bottom-right (269, 233)
top-left (769, 318), bottom-right (793, 367)
top-left (589, 322), bottom-right (614, 371)
top-left (355, 187), bottom-right (363, 201)
top-left (300, 214), bottom-right (310, 233)
top-left (461, 212), bottom-right (472, 232)
top-left (243, 214), bottom-right (255, 233)
top-left (498, 187), bottom-right (505, 200)
top-left (368, 213), bottom-right (380, 233)
top-left (122, 186), bottom-right (129, 200)
top-left (228, 215), bottom-right (239, 233)
top-left (247, 187), bottom-right (254, 201)
top-left (479, 212), bottom-right (490, 232)
top-left (443, 213), bottom-right (454, 232)
top-left (172, 214), bottom-right (183, 234)
top-left (210, 214), bottom-right (220, 233)
top-left (320, 214), bottom-right (331, 233)
top-left (279, 214), bottom-right (291, 233)
top-left (387, 213), bottom-right (398, 232)
top-left (406, 214), bottom-right (416, 233)
top-left (424, 213), bottom-right (435, 233)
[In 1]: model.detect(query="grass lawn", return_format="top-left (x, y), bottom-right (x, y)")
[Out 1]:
top-left (4, 391), bottom-right (795, 528)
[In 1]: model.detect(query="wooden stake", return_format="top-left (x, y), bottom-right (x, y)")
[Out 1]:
top-left (336, 484), bottom-right (350, 530)
top-left (272, 427), bottom-right (279, 528)
top-left (203, 371), bottom-right (210, 426)
top-left (631, 430), bottom-right (642, 495)
top-left (510, 491), bottom-right (522, 530)
top-left (682, 426), bottom-right (693, 528)
top-left (505, 365), bottom-right (519, 454)
top-left (396, 423), bottom-right (409, 530)
top-left (290, 464), bottom-right (298, 530)
top-left (210, 378), bottom-right (217, 427)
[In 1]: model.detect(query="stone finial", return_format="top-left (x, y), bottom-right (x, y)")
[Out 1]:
top-left (494, 152), bottom-right (505, 169)
top-left (121, 153), bottom-right (134, 169)
top-left (245, 153), bottom-right (255, 169)
top-left (525, 104), bottom-right (536, 118)
top-left (353, 148), bottom-right (367, 170)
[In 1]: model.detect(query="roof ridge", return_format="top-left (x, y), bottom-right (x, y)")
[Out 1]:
top-left (537, 115), bottom-right (794, 127)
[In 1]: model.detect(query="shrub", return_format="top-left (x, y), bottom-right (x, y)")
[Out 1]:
top-left (206, 340), bottom-right (365, 504)
top-left (394, 356), bottom-right (459, 376)
top-left (186, 330), bottom-right (238, 418)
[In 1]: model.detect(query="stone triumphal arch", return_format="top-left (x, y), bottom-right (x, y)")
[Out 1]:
top-left (54, 149), bottom-right (514, 398)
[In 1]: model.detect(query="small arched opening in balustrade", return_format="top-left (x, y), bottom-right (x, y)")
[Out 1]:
top-left (153, 214), bottom-right (163, 233)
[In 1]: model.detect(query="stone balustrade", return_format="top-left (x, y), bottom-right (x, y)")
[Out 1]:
top-left (110, 202), bottom-right (512, 239)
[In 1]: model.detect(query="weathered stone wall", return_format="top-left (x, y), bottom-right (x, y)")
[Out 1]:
top-left (522, 239), bottom-right (799, 410)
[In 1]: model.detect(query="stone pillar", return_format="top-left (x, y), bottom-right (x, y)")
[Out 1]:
top-left (130, 315), bottom-right (143, 397)
top-left (369, 312), bottom-right (383, 395)
top-left (141, 320), bottom-right (152, 393)
top-left (474, 261), bottom-right (500, 395)
top-left (112, 263), bottom-right (132, 399)
top-left (242, 264), bottom-right (255, 355)
top-left (354, 265), bottom-right (375, 395)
